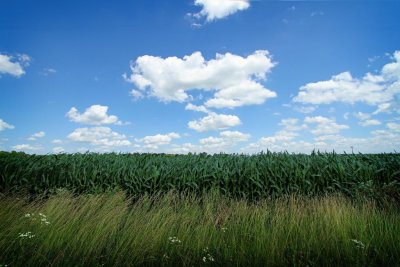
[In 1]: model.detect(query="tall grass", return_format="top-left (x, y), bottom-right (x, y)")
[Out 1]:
top-left (1, 151), bottom-right (399, 201)
top-left (1, 191), bottom-right (399, 266)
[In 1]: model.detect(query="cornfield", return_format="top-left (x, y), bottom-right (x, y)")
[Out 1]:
top-left (1, 151), bottom-right (399, 201)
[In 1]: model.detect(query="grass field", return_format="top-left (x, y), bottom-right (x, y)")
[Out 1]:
top-left (1, 151), bottom-right (400, 266)
top-left (1, 191), bottom-right (400, 267)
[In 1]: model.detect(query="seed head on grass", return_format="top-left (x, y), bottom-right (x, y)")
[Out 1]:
top-left (351, 239), bottom-right (365, 249)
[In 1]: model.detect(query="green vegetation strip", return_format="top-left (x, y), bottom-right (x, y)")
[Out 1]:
top-left (1, 191), bottom-right (399, 266)
top-left (1, 151), bottom-right (400, 201)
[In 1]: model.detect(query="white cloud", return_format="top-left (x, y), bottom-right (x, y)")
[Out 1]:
top-left (353, 112), bottom-right (381, 127)
top-left (138, 132), bottom-right (181, 149)
top-left (204, 80), bottom-right (277, 109)
top-left (293, 105), bottom-right (317, 114)
top-left (194, 130), bottom-right (250, 153)
top-left (66, 105), bottom-right (124, 125)
top-left (220, 130), bottom-right (250, 141)
top-left (51, 139), bottom-right (63, 144)
top-left (170, 143), bottom-right (200, 154)
top-left (244, 129), bottom-right (400, 154)
top-left (28, 131), bottom-right (45, 141)
top-left (185, 103), bottom-right (210, 113)
top-left (359, 119), bottom-right (381, 127)
top-left (192, 0), bottom-right (250, 22)
top-left (387, 122), bottom-right (400, 132)
top-left (293, 51), bottom-right (400, 114)
top-left (279, 118), bottom-right (307, 132)
top-left (188, 113), bottom-right (241, 132)
top-left (353, 112), bottom-right (371, 121)
top-left (0, 53), bottom-right (30, 77)
top-left (242, 114), bottom-right (399, 154)
top-left (310, 11), bottom-right (324, 17)
top-left (52, 147), bottom-right (65, 153)
top-left (244, 130), bottom-right (298, 152)
top-left (304, 116), bottom-right (349, 135)
top-left (129, 89), bottom-right (144, 101)
top-left (373, 103), bottom-right (393, 114)
top-left (67, 127), bottom-right (131, 148)
top-left (12, 144), bottom-right (42, 151)
top-left (294, 72), bottom-right (389, 105)
top-left (40, 68), bottom-right (57, 76)
top-left (0, 119), bottom-right (15, 131)
top-left (125, 50), bottom-right (276, 109)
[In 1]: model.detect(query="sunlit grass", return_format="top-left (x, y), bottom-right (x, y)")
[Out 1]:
top-left (1, 191), bottom-right (399, 266)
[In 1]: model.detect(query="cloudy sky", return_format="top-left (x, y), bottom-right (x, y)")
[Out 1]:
top-left (1, 0), bottom-right (399, 154)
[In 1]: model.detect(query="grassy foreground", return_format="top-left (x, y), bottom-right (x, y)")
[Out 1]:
top-left (1, 191), bottom-right (399, 267)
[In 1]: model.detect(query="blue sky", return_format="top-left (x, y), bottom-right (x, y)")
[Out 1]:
top-left (1, 0), bottom-right (399, 154)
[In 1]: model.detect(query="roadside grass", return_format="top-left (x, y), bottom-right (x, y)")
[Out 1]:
top-left (1, 191), bottom-right (399, 267)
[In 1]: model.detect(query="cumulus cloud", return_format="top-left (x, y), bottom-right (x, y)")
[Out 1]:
top-left (12, 144), bottom-right (42, 151)
top-left (387, 122), bottom-right (400, 132)
top-left (28, 131), bottom-right (45, 141)
top-left (51, 139), bottom-right (63, 144)
top-left (66, 105), bottom-right (125, 125)
top-left (0, 53), bottom-right (30, 77)
top-left (240, 117), bottom-right (304, 152)
top-left (0, 119), bottom-right (15, 131)
top-left (353, 112), bottom-right (371, 121)
top-left (125, 50), bottom-right (277, 109)
top-left (188, 113), bottom-right (241, 132)
top-left (353, 112), bottom-right (381, 127)
top-left (244, 130), bottom-right (299, 153)
top-left (52, 147), bottom-right (65, 153)
top-left (129, 89), bottom-right (144, 101)
top-left (170, 143), bottom-right (199, 154)
top-left (138, 132), bottom-right (181, 150)
top-left (294, 72), bottom-right (389, 105)
top-left (220, 130), bottom-right (250, 141)
top-left (67, 127), bottom-right (131, 148)
top-left (293, 105), bottom-right (317, 114)
top-left (244, 120), bottom-right (400, 154)
top-left (198, 130), bottom-right (250, 152)
top-left (293, 51), bottom-right (400, 114)
top-left (279, 118), bottom-right (307, 132)
top-left (170, 130), bottom-right (250, 154)
top-left (191, 0), bottom-right (250, 22)
top-left (359, 119), bottom-right (381, 127)
top-left (304, 116), bottom-right (349, 135)
top-left (185, 103), bottom-right (210, 113)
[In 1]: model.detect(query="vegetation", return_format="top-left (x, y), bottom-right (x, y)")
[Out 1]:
top-left (1, 191), bottom-right (400, 267)
top-left (1, 151), bottom-right (400, 202)
top-left (1, 151), bottom-right (399, 266)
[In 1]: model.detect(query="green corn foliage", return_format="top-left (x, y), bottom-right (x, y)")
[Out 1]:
top-left (0, 151), bottom-right (399, 201)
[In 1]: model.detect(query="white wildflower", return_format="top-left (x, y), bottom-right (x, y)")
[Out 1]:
top-left (40, 217), bottom-right (51, 225)
top-left (19, 232), bottom-right (35, 239)
top-left (168, 236), bottom-right (181, 244)
top-left (202, 247), bottom-right (215, 262)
